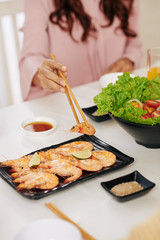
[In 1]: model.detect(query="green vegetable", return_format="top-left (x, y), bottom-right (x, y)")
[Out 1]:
top-left (94, 73), bottom-right (160, 125)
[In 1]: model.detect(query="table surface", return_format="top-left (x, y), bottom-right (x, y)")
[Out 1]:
top-left (1, 68), bottom-right (160, 240)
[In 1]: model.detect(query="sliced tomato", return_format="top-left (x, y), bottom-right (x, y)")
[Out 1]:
top-left (145, 100), bottom-right (160, 108)
top-left (151, 110), bottom-right (160, 118)
top-left (141, 113), bottom-right (152, 120)
top-left (143, 104), bottom-right (155, 114)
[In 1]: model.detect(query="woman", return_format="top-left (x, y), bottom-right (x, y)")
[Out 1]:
top-left (19, 0), bottom-right (143, 101)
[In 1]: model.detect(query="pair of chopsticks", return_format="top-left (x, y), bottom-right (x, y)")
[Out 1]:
top-left (45, 202), bottom-right (96, 240)
top-left (50, 54), bottom-right (89, 127)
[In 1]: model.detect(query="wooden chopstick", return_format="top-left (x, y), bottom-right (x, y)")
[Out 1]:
top-left (50, 54), bottom-right (79, 124)
top-left (45, 202), bottom-right (96, 240)
top-left (50, 54), bottom-right (89, 126)
top-left (65, 87), bottom-right (80, 124)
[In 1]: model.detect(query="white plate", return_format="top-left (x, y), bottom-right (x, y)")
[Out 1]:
top-left (15, 219), bottom-right (82, 240)
top-left (99, 72), bottom-right (135, 88)
top-left (21, 116), bottom-right (57, 136)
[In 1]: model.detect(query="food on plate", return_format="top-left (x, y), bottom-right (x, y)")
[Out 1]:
top-left (72, 150), bottom-right (92, 159)
top-left (58, 141), bottom-right (94, 151)
top-left (110, 181), bottom-right (144, 197)
top-left (46, 164), bottom-right (82, 183)
top-left (1, 152), bottom-right (50, 170)
top-left (29, 152), bottom-right (40, 167)
top-left (77, 159), bottom-right (103, 171)
top-left (92, 150), bottom-right (116, 167)
top-left (94, 73), bottom-right (160, 125)
top-left (70, 122), bottom-right (96, 135)
top-left (13, 172), bottom-right (59, 190)
top-left (0, 141), bottom-right (116, 190)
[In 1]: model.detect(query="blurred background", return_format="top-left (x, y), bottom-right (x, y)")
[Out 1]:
top-left (0, 0), bottom-right (160, 108)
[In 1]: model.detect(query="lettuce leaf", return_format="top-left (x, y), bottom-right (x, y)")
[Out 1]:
top-left (93, 73), bottom-right (160, 125)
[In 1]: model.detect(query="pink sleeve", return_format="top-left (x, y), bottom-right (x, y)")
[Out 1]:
top-left (19, 0), bottom-right (51, 101)
top-left (122, 0), bottom-right (143, 69)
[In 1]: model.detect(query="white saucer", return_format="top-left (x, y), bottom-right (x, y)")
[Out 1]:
top-left (15, 219), bottom-right (82, 240)
top-left (21, 116), bottom-right (57, 136)
top-left (99, 72), bottom-right (135, 88)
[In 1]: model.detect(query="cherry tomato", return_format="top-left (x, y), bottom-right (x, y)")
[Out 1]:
top-left (145, 100), bottom-right (160, 108)
top-left (151, 110), bottom-right (160, 118)
top-left (143, 104), bottom-right (155, 114)
top-left (141, 113), bottom-right (152, 120)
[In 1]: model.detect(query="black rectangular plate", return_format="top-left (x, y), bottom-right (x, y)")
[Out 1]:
top-left (0, 135), bottom-right (134, 200)
top-left (101, 170), bottom-right (155, 201)
top-left (82, 105), bottom-right (111, 122)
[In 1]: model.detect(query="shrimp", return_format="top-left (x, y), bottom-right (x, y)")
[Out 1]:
top-left (70, 122), bottom-right (95, 135)
top-left (52, 141), bottom-right (94, 157)
top-left (11, 167), bottom-right (44, 178)
top-left (13, 172), bottom-right (59, 190)
top-left (77, 159), bottom-right (103, 171)
top-left (47, 148), bottom-right (78, 159)
top-left (92, 150), bottom-right (116, 167)
top-left (1, 151), bottom-right (48, 168)
top-left (46, 164), bottom-right (82, 183)
top-left (53, 147), bottom-right (82, 157)
top-left (39, 158), bottom-right (78, 169)
top-left (58, 141), bottom-right (94, 151)
top-left (1, 156), bottom-right (31, 168)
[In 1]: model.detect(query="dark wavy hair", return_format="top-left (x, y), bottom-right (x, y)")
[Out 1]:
top-left (49, 0), bottom-right (136, 42)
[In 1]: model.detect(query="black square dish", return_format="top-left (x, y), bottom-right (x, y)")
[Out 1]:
top-left (101, 171), bottom-right (155, 201)
top-left (82, 105), bottom-right (111, 122)
top-left (0, 135), bottom-right (134, 200)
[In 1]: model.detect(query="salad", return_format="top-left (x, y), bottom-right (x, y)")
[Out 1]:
top-left (94, 73), bottom-right (160, 125)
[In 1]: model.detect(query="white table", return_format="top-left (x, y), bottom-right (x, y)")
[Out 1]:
top-left (0, 68), bottom-right (160, 240)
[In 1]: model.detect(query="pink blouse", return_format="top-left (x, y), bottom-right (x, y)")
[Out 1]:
top-left (19, 0), bottom-right (143, 101)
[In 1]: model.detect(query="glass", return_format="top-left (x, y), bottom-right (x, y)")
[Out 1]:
top-left (147, 47), bottom-right (160, 80)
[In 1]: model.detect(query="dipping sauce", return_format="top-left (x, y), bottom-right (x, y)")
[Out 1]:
top-left (110, 181), bottom-right (144, 197)
top-left (24, 121), bottom-right (53, 132)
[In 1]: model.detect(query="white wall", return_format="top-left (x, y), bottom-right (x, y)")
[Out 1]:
top-left (139, 0), bottom-right (160, 66)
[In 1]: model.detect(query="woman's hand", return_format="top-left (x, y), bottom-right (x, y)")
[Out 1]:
top-left (32, 59), bottom-right (68, 93)
top-left (104, 58), bottom-right (134, 74)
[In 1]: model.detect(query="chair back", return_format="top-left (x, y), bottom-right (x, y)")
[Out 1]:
top-left (0, 0), bottom-right (24, 107)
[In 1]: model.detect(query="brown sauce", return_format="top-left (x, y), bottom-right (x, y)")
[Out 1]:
top-left (24, 121), bottom-right (53, 132)
top-left (110, 181), bottom-right (144, 197)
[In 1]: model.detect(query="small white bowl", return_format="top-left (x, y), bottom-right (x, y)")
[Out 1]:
top-left (15, 219), bottom-right (82, 240)
top-left (99, 72), bottom-right (135, 88)
top-left (21, 116), bottom-right (57, 136)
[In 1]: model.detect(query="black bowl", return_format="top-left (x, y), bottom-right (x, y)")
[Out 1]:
top-left (109, 114), bottom-right (160, 148)
top-left (101, 171), bottom-right (155, 201)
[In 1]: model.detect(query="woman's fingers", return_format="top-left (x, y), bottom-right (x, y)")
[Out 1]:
top-left (105, 58), bottom-right (134, 74)
top-left (37, 70), bottom-right (65, 93)
top-left (34, 59), bottom-right (68, 93)
top-left (38, 66), bottom-right (65, 86)
top-left (43, 59), bottom-right (67, 74)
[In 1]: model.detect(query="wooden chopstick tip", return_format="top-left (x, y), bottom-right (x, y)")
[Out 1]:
top-left (45, 202), bottom-right (96, 240)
